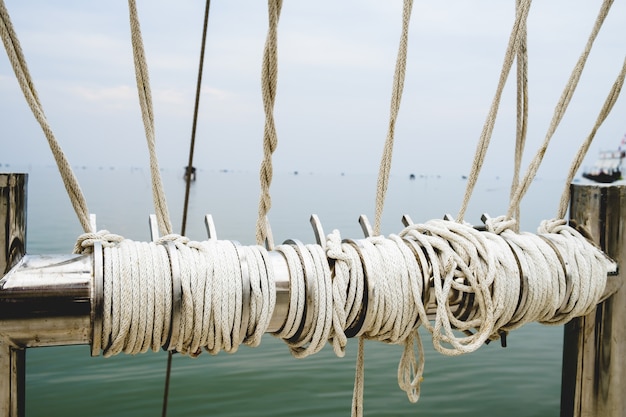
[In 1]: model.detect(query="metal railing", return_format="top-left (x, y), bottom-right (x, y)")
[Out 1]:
top-left (1, 173), bottom-right (624, 417)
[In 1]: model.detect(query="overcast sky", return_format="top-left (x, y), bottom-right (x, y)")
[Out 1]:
top-left (1, 0), bottom-right (625, 178)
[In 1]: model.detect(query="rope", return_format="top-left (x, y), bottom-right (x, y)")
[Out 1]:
top-left (510, 0), bottom-right (529, 229)
top-left (181, 0), bottom-right (212, 236)
top-left (127, 0), bottom-right (173, 236)
top-left (164, 2), bottom-right (212, 414)
top-left (507, 0), bottom-right (615, 219)
top-left (556, 57), bottom-right (626, 219)
top-left (0, 0), bottom-right (93, 234)
top-left (457, 0), bottom-right (532, 222)
top-left (96, 236), bottom-right (276, 357)
top-left (358, 1), bottom-right (415, 413)
top-left (80, 216), bottom-right (611, 408)
top-left (256, 0), bottom-right (283, 246)
top-left (373, 0), bottom-right (414, 235)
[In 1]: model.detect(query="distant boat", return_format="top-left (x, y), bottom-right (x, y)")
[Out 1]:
top-left (582, 135), bottom-right (625, 183)
top-left (582, 150), bottom-right (624, 183)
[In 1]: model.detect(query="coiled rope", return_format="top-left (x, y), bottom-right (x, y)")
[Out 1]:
top-left (1, 1), bottom-right (620, 414)
top-left (79, 216), bottom-right (611, 405)
top-left (78, 233), bottom-right (277, 357)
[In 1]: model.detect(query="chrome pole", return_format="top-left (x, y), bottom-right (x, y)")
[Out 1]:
top-left (561, 183), bottom-right (626, 417)
top-left (0, 173), bottom-right (27, 417)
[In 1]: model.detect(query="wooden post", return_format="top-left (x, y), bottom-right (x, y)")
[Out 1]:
top-left (561, 183), bottom-right (626, 417)
top-left (0, 173), bottom-right (27, 417)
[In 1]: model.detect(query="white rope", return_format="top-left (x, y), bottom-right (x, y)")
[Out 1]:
top-left (273, 244), bottom-right (306, 341)
top-left (326, 231), bottom-right (364, 357)
top-left (373, 0), bottom-right (414, 235)
top-left (79, 217), bottom-right (611, 409)
top-left (457, 0), bottom-right (532, 222)
top-left (94, 236), bottom-right (276, 357)
top-left (556, 56), bottom-right (626, 219)
top-left (256, 0), bottom-right (283, 246)
top-left (0, 0), bottom-right (93, 234)
top-left (507, 0), bottom-right (615, 219)
top-left (127, 0), bottom-right (173, 235)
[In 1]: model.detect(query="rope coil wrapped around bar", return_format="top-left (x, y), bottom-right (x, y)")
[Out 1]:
top-left (80, 215), bottom-right (612, 401)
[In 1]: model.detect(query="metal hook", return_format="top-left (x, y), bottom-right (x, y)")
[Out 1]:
top-left (149, 214), bottom-right (160, 241)
top-left (401, 214), bottom-right (414, 227)
top-left (264, 216), bottom-right (275, 251)
top-left (358, 214), bottom-right (373, 238)
top-left (310, 214), bottom-right (326, 249)
top-left (204, 214), bottom-right (217, 240)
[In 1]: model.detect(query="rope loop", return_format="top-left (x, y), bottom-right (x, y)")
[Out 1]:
top-left (157, 234), bottom-right (189, 246)
top-left (483, 215), bottom-right (517, 235)
top-left (74, 230), bottom-right (125, 254)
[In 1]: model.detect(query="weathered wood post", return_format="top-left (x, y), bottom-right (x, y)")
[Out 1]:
top-left (561, 183), bottom-right (626, 417)
top-left (0, 173), bottom-right (27, 417)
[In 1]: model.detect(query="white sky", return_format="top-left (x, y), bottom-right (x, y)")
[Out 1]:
top-left (1, 0), bottom-right (625, 178)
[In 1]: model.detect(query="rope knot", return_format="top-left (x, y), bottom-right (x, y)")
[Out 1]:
top-left (156, 234), bottom-right (189, 246)
top-left (537, 218), bottom-right (568, 234)
top-left (325, 230), bottom-right (351, 264)
top-left (73, 230), bottom-right (124, 254)
top-left (484, 215), bottom-right (517, 235)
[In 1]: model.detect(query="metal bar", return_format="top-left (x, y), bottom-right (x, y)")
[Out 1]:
top-left (0, 254), bottom-right (92, 347)
top-left (560, 183), bottom-right (626, 417)
top-left (0, 173), bottom-right (27, 417)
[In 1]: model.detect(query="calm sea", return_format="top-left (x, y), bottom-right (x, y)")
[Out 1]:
top-left (14, 165), bottom-right (570, 417)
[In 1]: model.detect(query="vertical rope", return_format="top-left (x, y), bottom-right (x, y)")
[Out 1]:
top-left (507, 0), bottom-right (615, 219)
top-left (456, 0), bottom-right (532, 222)
top-left (356, 3), bottom-right (414, 416)
top-left (127, 0), bottom-right (173, 236)
top-left (162, 2), bottom-right (213, 415)
top-left (181, 0), bottom-right (211, 236)
top-left (509, 0), bottom-right (529, 230)
top-left (556, 57), bottom-right (626, 219)
top-left (0, 0), bottom-right (93, 234)
top-left (256, 0), bottom-right (283, 246)
top-left (373, 0), bottom-right (414, 236)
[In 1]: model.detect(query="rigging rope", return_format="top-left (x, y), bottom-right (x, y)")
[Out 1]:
top-left (507, 0), bottom-right (615, 220)
top-left (1, 0), bottom-right (621, 414)
top-left (0, 0), bottom-right (93, 234)
top-left (457, 0), bottom-right (532, 223)
top-left (510, 0), bottom-right (529, 229)
top-left (373, 0), bottom-right (414, 235)
top-left (161, 1), bottom-right (213, 415)
top-left (362, 1), bottom-right (414, 414)
top-left (78, 217), bottom-right (611, 406)
top-left (127, 0), bottom-right (173, 236)
top-left (256, 0), bottom-right (283, 246)
top-left (181, 0), bottom-right (212, 237)
top-left (556, 57), bottom-right (626, 219)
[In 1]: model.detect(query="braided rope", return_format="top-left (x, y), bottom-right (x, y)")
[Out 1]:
top-left (556, 57), bottom-right (626, 218)
top-left (256, 0), bottom-right (283, 246)
top-left (373, 0), bottom-right (414, 235)
top-left (457, 0), bottom-right (532, 222)
top-left (127, 0), bottom-right (173, 236)
top-left (508, 0), bottom-right (615, 219)
top-left (0, 0), bottom-right (93, 234)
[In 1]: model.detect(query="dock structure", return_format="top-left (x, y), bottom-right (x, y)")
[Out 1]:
top-left (561, 184), bottom-right (626, 417)
top-left (1, 173), bottom-right (624, 417)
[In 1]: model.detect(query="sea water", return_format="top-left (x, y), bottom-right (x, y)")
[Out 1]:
top-left (14, 165), bottom-right (568, 417)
